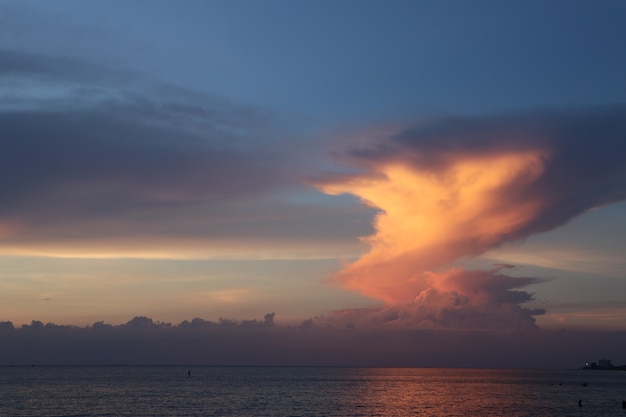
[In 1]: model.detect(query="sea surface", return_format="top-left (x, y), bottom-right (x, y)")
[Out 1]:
top-left (0, 366), bottom-right (625, 416)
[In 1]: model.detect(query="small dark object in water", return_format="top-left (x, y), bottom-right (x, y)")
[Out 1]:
top-left (622, 400), bottom-right (625, 409)
top-left (188, 370), bottom-right (191, 377)
top-left (579, 399), bottom-right (583, 407)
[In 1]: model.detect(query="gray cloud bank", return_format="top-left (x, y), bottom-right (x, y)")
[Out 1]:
top-left (1, 315), bottom-right (625, 369)
top-left (0, 49), bottom-right (366, 256)
top-left (0, 49), bottom-right (285, 203)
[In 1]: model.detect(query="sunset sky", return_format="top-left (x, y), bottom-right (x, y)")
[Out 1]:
top-left (1, 0), bottom-right (625, 367)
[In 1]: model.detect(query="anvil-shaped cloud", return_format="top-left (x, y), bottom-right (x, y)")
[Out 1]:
top-left (317, 106), bottom-right (626, 330)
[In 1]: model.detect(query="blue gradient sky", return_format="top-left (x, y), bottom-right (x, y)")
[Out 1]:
top-left (0, 0), bottom-right (625, 336)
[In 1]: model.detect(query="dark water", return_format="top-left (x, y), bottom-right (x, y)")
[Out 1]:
top-left (1, 366), bottom-right (625, 416)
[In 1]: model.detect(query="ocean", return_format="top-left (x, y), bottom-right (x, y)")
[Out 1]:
top-left (0, 366), bottom-right (625, 416)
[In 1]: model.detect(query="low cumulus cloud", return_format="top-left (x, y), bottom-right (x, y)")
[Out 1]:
top-left (310, 267), bottom-right (545, 332)
top-left (316, 105), bottom-right (626, 330)
top-left (1, 314), bottom-right (626, 369)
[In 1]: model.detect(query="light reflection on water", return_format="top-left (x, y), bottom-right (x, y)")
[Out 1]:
top-left (348, 367), bottom-right (620, 416)
top-left (0, 366), bottom-right (625, 416)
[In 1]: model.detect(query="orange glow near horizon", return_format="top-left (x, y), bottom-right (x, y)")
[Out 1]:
top-left (0, 237), bottom-right (366, 261)
top-left (320, 149), bottom-right (550, 303)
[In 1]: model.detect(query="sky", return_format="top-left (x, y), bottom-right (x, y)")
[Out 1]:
top-left (1, 0), bottom-right (625, 367)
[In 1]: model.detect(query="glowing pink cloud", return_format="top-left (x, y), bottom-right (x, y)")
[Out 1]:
top-left (320, 149), bottom-right (549, 304)
top-left (316, 106), bottom-right (626, 330)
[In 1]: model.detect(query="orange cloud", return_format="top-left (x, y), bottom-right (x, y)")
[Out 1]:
top-left (320, 148), bottom-right (549, 304)
top-left (315, 106), bottom-right (626, 331)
